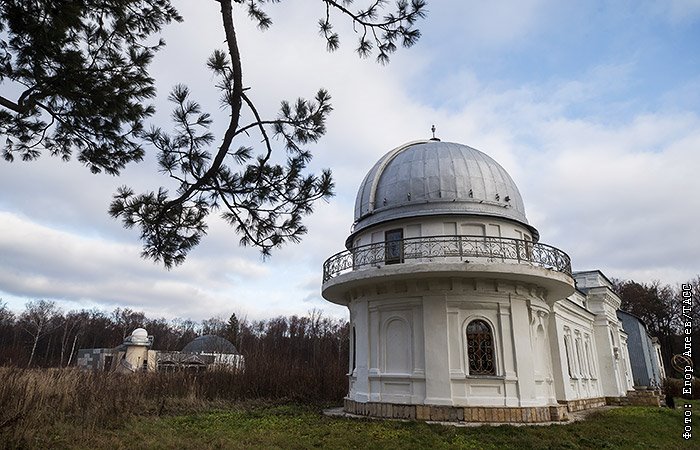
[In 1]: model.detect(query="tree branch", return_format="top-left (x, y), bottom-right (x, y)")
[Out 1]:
top-left (161, 0), bottom-right (243, 212)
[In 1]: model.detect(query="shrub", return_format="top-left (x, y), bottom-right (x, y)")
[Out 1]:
top-left (662, 377), bottom-right (700, 399)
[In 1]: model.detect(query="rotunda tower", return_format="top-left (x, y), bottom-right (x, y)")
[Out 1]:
top-left (322, 140), bottom-right (576, 420)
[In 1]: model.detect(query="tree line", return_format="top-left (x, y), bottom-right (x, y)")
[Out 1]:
top-left (612, 276), bottom-right (699, 376)
top-left (0, 300), bottom-right (348, 372)
top-left (1, 273), bottom-right (697, 379)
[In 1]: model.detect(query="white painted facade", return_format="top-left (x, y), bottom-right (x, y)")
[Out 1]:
top-left (322, 140), bottom-right (634, 411)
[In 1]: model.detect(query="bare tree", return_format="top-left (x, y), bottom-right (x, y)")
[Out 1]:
top-left (201, 316), bottom-right (227, 337)
top-left (20, 299), bottom-right (59, 367)
top-left (171, 317), bottom-right (199, 349)
top-left (615, 277), bottom-right (699, 371)
top-left (0, 300), bottom-right (14, 352)
top-left (59, 311), bottom-right (89, 367)
top-left (112, 307), bottom-right (146, 339)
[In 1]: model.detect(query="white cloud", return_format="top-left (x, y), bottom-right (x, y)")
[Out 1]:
top-left (1, 0), bottom-right (698, 323)
top-left (521, 112), bottom-right (700, 282)
top-left (0, 211), bottom-right (271, 318)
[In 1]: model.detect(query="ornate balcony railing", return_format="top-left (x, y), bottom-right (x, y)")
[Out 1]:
top-left (322, 235), bottom-right (572, 282)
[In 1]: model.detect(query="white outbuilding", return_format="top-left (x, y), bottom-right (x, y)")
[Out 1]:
top-left (321, 139), bottom-right (652, 423)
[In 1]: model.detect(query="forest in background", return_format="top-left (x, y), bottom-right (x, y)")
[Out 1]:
top-left (0, 274), bottom-right (697, 378)
top-left (0, 301), bottom-right (348, 377)
top-left (611, 276), bottom-right (699, 376)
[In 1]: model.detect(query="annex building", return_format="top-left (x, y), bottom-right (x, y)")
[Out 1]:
top-left (77, 328), bottom-right (244, 373)
top-left (321, 139), bottom-right (665, 423)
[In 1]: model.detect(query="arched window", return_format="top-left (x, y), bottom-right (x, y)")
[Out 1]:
top-left (466, 319), bottom-right (496, 375)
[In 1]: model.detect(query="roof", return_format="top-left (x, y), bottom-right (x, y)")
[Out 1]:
top-left (572, 270), bottom-right (615, 289)
top-left (350, 140), bottom-right (537, 244)
top-left (617, 310), bottom-right (656, 338)
top-left (123, 327), bottom-right (152, 346)
top-left (182, 335), bottom-right (238, 354)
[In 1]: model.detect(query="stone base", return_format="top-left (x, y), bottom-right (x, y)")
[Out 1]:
top-left (625, 389), bottom-right (662, 407)
top-left (343, 399), bottom-right (570, 423)
top-left (560, 397), bottom-right (607, 412)
top-left (606, 390), bottom-right (662, 407)
top-left (343, 391), bottom-right (663, 424)
top-left (605, 396), bottom-right (630, 406)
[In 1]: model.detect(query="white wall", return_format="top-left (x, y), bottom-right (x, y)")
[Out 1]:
top-left (352, 215), bottom-right (533, 248)
top-left (549, 298), bottom-right (604, 401)
top-left (346, 276), bottom-right (560, 407)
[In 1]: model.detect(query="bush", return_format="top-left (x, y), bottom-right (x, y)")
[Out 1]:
top-left (662, 377), bottom-right (700, 399)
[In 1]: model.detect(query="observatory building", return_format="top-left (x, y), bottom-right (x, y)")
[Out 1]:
top-left (321, 139), bottom-right (660, 423)
top-left (77, 329), bottom-right (243, 373)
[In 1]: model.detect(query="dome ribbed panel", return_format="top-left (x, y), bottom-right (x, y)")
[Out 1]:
top-left (352, 141), bottom-right (533, 240)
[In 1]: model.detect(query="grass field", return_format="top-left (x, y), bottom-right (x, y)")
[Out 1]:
top-left (15, 400), bottom-right (698, 450)
top-left (2, 368), bottom-right (696, 449)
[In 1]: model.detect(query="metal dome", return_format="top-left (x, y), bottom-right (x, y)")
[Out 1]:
top-left (182, 335), bottom-right (239, 354)
top-left (123, 327), bottom-right (152, 346)
top-left (351, 140), bottom-right (538, 242)
top-left (131, 328), bottom-right (148, 338)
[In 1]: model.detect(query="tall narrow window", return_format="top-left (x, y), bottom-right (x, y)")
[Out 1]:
top-left (564, 327), bottom-right (578, 378)
top-left (385, 229), bottom-right (404, 264)
top-left (564, 335), bottom-right (574, 378)
top-left (575, 338), bottom-right (586, 378)
top-left (466, 319), bottom-right (496, 375)
top-left (351, 327), bottom-right (357, 373)
top-left (585, 340), bottom-right (596, 378)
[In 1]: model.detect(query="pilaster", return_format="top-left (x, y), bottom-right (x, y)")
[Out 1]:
top-left (423, 294), bottom-right (452, 405)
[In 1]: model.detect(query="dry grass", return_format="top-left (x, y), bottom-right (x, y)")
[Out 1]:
top-left (0, 368), bottom-right (189, 444)
top-left (0, 362), bottom-right (346, 446)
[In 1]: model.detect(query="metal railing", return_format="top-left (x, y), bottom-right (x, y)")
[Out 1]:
top-left (322, 235), bottom-right (572, 282)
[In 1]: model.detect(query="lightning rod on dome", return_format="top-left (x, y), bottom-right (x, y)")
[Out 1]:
top-left (430, 124), bottom-right (440, 141)
top-left (321, 138), bottom-right (650, 425)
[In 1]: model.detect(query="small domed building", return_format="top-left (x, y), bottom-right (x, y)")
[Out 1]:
top-left (322, 139), bottom-right (642, 423)
top-left (77, 331), bottom-right (244, 373)
top-left (77, 327), bottom-right (156, 373)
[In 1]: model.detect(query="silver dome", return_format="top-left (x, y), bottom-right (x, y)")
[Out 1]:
top-left (182, 335), bottom-right (239, 354)
top-left (351, 140), bottom-right (538, 243)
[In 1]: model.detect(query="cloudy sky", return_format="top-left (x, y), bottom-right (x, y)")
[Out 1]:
top-left (1, 1), bottom-right (699, 322)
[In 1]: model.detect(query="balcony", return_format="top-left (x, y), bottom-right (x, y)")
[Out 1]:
top-left (323, 235), bottom-right (572, 283)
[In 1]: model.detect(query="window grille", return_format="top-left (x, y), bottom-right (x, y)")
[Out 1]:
top-left (466, 319), bottom-right (496, 375)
